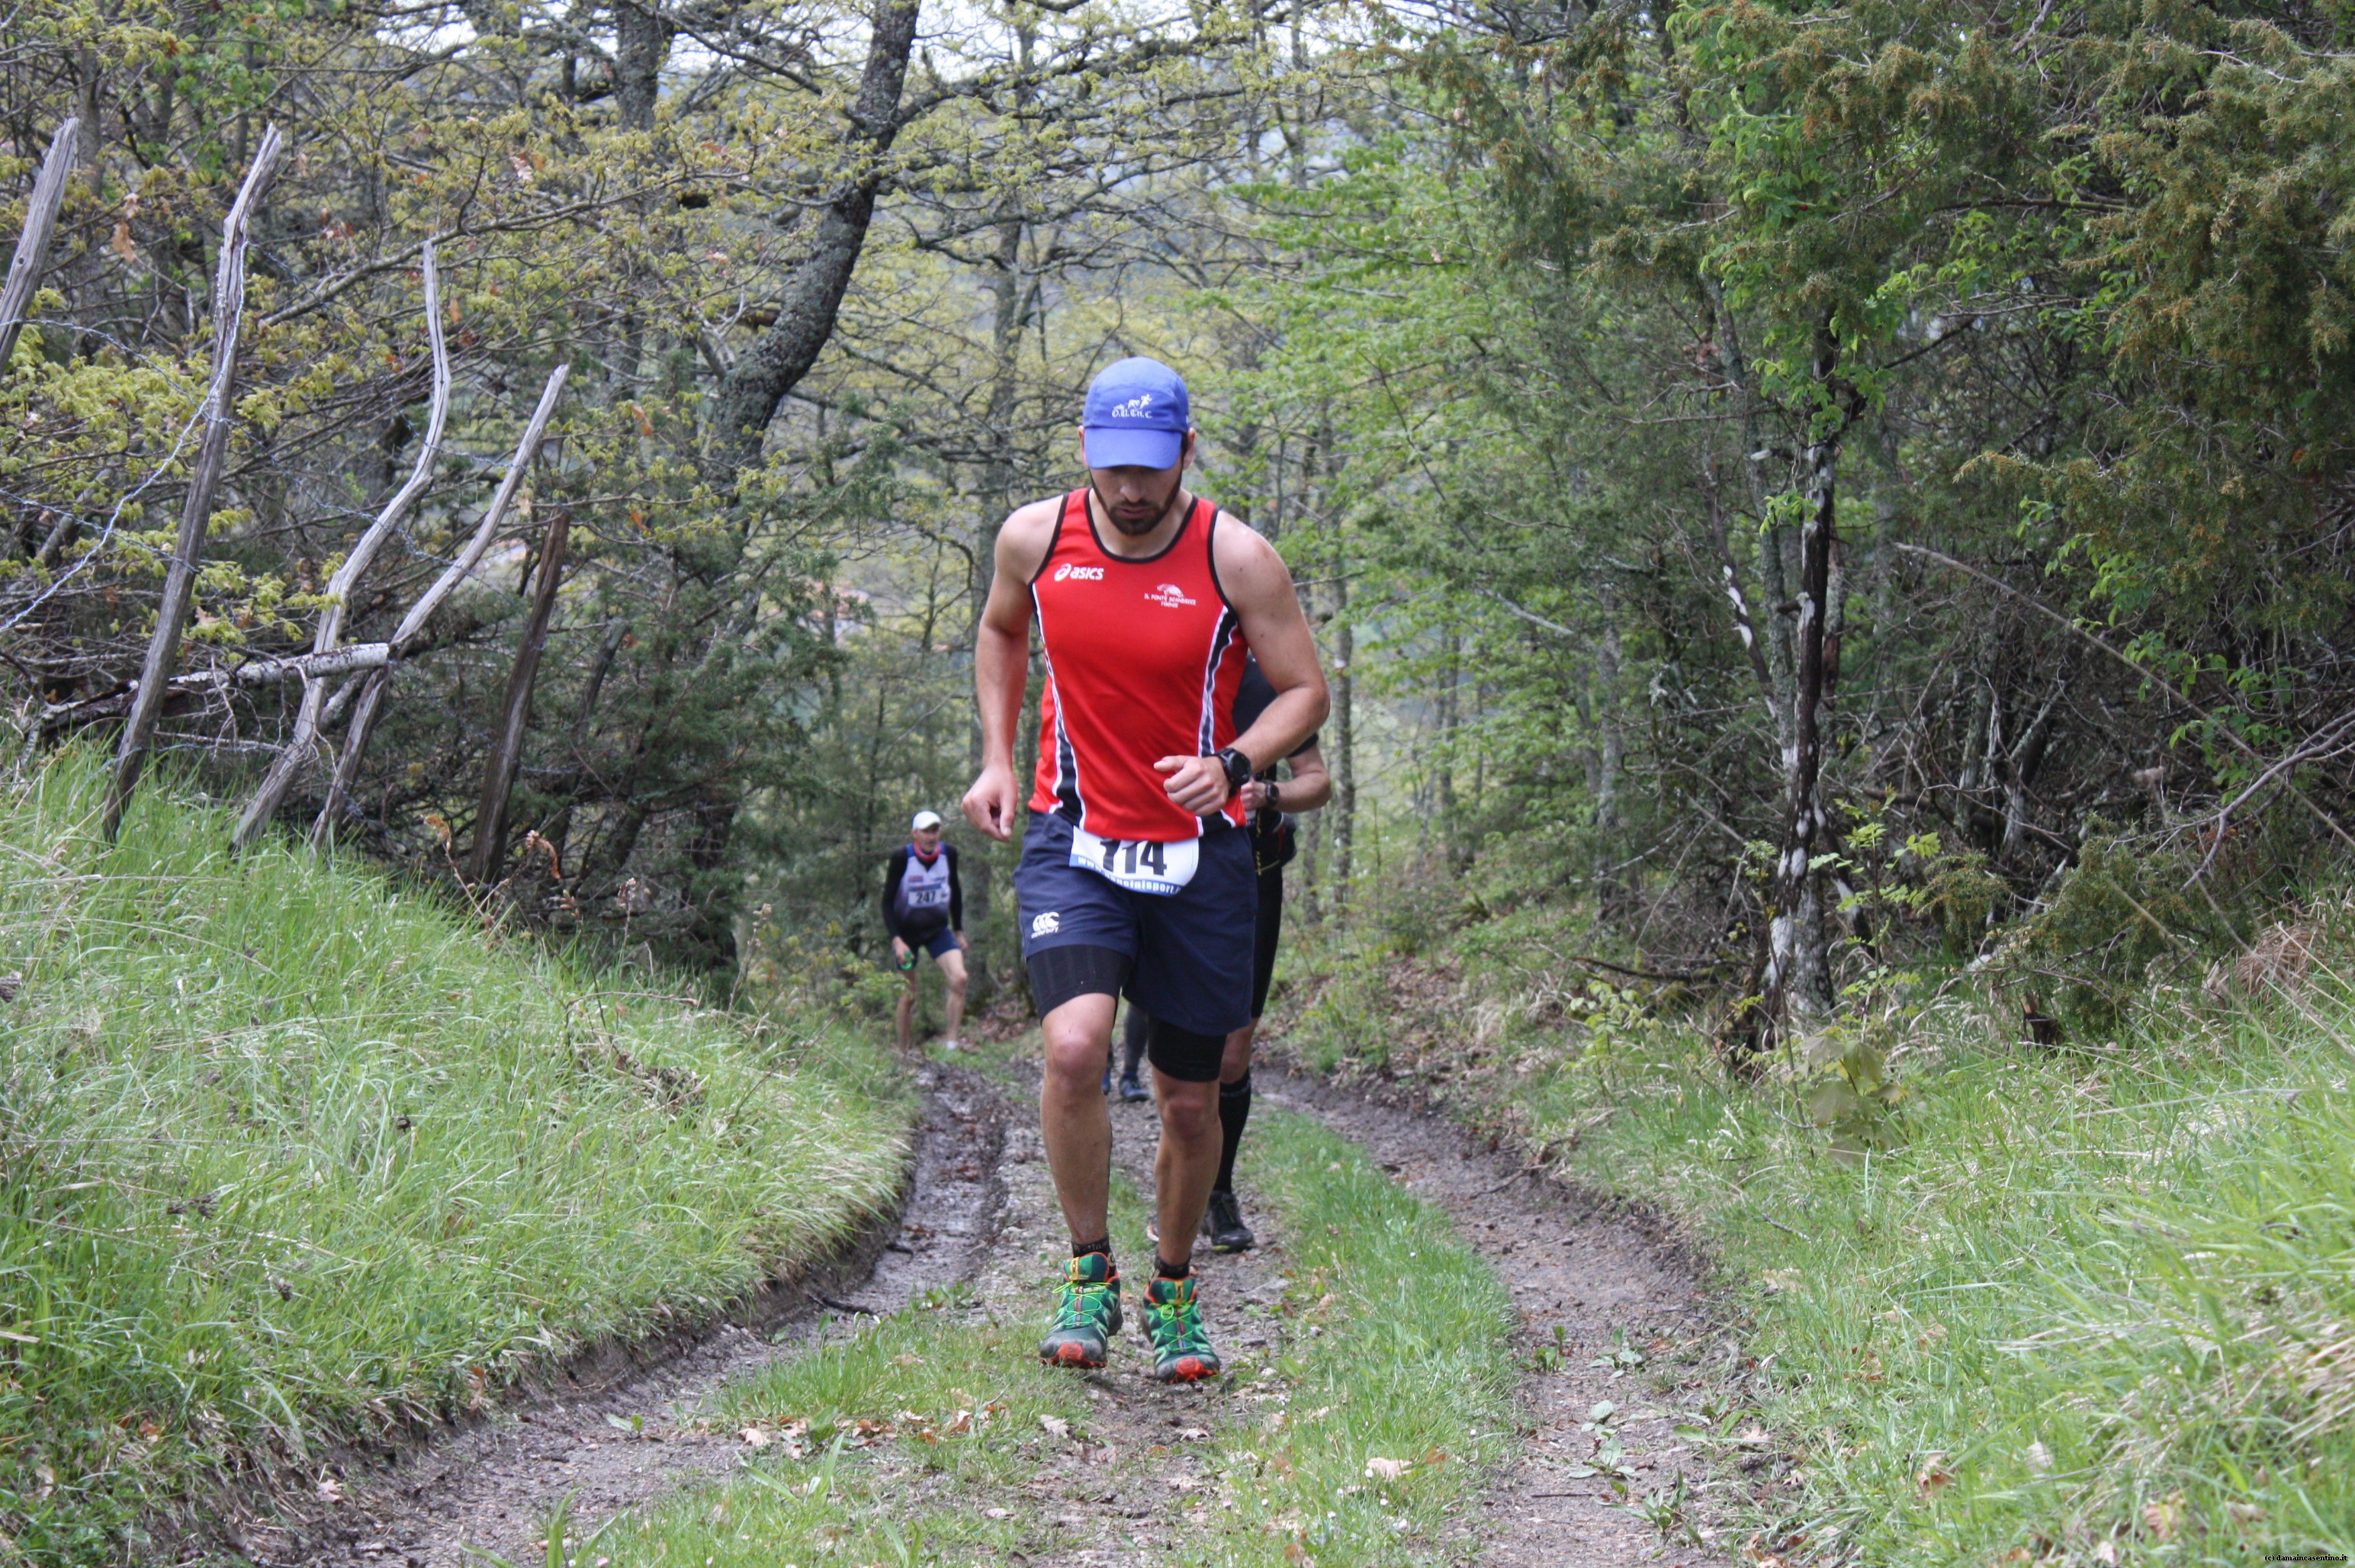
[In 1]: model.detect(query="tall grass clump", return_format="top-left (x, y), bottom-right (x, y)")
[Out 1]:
top-left (0, 753), bottom-right (909, 1562)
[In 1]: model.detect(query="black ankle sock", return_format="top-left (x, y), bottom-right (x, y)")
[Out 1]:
top-left (1215, 1073), bottom-right (1252, 1194)
top-left (1155, 1254), bottom-right (1191, 1281)
top-left (1072, 1236), bottom-right (1111, 1263)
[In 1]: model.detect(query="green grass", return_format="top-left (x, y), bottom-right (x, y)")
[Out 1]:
top-left (1277, 911), bottom-right (2355, 1564)
top-left (605, 1107), bottom-right (1516, 1566)
top-left (0, 753), bottom-right (911, 1563)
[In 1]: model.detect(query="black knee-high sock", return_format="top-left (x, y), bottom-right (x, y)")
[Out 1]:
top-left (1120, 1001), bottom-right (1152, 1081)
top-left (1214, 1074), bottom-right (1251, 1194)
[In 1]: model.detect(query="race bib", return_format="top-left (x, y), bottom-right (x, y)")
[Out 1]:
top-left (1070, 827), bottom-right (1198, 896)
top-left (907, 884), bottom-right (950, 908)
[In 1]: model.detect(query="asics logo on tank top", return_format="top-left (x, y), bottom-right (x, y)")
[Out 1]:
top-left (1027, 489), bottom-right (1251, 842)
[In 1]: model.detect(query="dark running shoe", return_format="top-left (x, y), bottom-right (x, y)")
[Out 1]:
top-left (1141, 1275), bottom-right (1222, 1383)
top-left (1038, 1252), bottom-right (1123, 1370)
top-left (1205, 1188), bottom-right (1255, 1253)
top-left (1119, 1073), bottom-right (1150, 1103)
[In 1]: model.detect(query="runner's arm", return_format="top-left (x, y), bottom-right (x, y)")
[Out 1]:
top-left (1277, 740), bottom-right (1334, 811)
top-left (880, 847), bottom-right (908, 940)
top-left (1156, 520), bottom-right (1328, 814)
top-left (963, 502), bottom-right (1057, 840)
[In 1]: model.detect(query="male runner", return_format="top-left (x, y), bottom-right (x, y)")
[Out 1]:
top-left (1116, 654), bottom-right (1332, 1255)
top-left (962, 356), bottom-right (1326, 1383)
top-left (882, 811), bottom-right (968, 1055)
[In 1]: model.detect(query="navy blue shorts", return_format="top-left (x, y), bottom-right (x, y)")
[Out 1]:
top-left (898, 927), bottom-right (959, 962)
top-left (1014, 811), bottom-right (1258, 1039)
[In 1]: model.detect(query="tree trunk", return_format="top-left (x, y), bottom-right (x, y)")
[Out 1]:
top-left (312, 364), bottom-right (569, 847)
top-left (1330, 534), bottom-right (1354, 912)
top-left (613, 0), bottom-right (671, 132)
top-left (1765, 330), bottom-right (1845, 1027)
top-left (466, 509), bottom-right (570, 884)
top-left (104, 127), bottom-right (284, 840)
top-left (709, 0), bottom-right (920, 484)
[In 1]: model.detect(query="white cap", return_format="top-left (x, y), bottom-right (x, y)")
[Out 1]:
top-left (911, 810), bottom-right (943, 831)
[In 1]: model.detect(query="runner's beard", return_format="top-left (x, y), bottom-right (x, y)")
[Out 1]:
top-left (1090, 476), bottom-right (1186, 537)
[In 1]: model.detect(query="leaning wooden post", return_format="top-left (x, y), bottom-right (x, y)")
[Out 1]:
top-left (464, 507), bottom-right (569, 885)
top-left (232, 242), bottom-right (451, 851)
top-left (0, 117), bottom-right (80, 373)
top-left (103, 125), bottom-right (285, 840)
top-left (310, 361), bottom-right (570, 848)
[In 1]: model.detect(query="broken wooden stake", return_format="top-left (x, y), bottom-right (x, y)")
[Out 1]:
top-left (104, 124), bottom-right (286, 840)
top-left (0, 117), bottom-right (79, 373)
top-left (465, 508), bottom-right (569, 885)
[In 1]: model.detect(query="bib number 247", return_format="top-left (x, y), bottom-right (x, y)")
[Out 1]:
top-left (1069, 827), bottom-right (1198, 896)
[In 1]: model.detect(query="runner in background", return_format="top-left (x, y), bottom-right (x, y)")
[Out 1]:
top-left (882, 810), bottom-right (968, 1055)
top-left (1115, 655), bottom-right (1331, 1254)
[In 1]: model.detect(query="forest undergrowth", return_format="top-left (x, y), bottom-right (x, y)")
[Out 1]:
top-left (1271, 888), bottom-right (2355, 1566)
top-left (0, 753), bottom-right (911, 1563)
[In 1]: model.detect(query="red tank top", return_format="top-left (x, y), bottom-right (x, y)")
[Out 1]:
top-left (1029, 489), bottom-right (1250, 840)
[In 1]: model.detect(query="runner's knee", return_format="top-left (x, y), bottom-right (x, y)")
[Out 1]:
top-left (1157, 1078), bottom-right (1219, 1141)
top-left (1219, 1023), bottom-right (1255, 1084)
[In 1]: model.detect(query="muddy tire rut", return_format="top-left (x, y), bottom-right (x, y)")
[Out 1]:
top-left (286, 1066), bottom-right (1006, 1567)
top-left (1260, 1066), bottom-right (1737, 1568)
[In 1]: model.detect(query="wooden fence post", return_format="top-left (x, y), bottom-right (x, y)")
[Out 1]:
top-left (310, 361), bottom-right (570, 849)
top-left (464, 508), bottom-right (569, 885)
top-left (0, 117), bottom-right (79, 373)
top-left (103, 125), bottom-right (285, 840)
top-left (231, 242), bottom-right (451, 851)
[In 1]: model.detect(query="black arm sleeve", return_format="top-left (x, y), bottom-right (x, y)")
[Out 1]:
top-left (881, 847), bottom-right (908, 939)
top-left (947, 846), bottom-right (964, 929)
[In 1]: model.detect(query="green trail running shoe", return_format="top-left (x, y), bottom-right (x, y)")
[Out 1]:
top-left (1141, 1274), bottom-right (1222, 1383)
top-left (1038, 1252), bottom-right (1123, 1369)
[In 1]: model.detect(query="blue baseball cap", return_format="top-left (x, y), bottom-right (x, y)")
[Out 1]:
top-left (1081, 357), bottom-right (1190, 471)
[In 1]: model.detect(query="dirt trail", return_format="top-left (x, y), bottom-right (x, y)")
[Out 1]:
top-left (276, 1051), bottom-right (1737, 1567)
top-left (284, 1066), bottom-right (1006, 1568)
top-left (1261, 1065), bottom-right (1737, 1568)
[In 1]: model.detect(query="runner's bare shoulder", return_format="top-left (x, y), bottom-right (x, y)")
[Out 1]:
top-left (1209, 506), bottom-right (1293, 599)
top-left (994, 496), bottom-right (1065, 583)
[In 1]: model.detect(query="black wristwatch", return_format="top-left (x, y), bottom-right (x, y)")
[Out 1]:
top-left (1214, 747), bottom-right (1255, 794)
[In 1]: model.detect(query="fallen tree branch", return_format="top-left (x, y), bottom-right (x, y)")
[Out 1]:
top-left (43, 644), bottom-right (394, 728)
top-left (313, 361), bottom-right (570, 847)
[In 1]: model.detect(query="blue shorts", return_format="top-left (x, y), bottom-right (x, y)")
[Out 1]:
top-left (898, 927), bottom-right (959, 962)
top-left (1014, 811), bottom-right (1258, 1038)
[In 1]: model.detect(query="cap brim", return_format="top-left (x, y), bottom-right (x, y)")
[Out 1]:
top-left (1082, 426), bottom-right (1184, 471)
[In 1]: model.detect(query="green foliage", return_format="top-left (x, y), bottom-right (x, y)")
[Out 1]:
top-left (2004, 831), bottom-right (2223, 1038)
top-left (0, 752), bottom-right (908, 1559)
